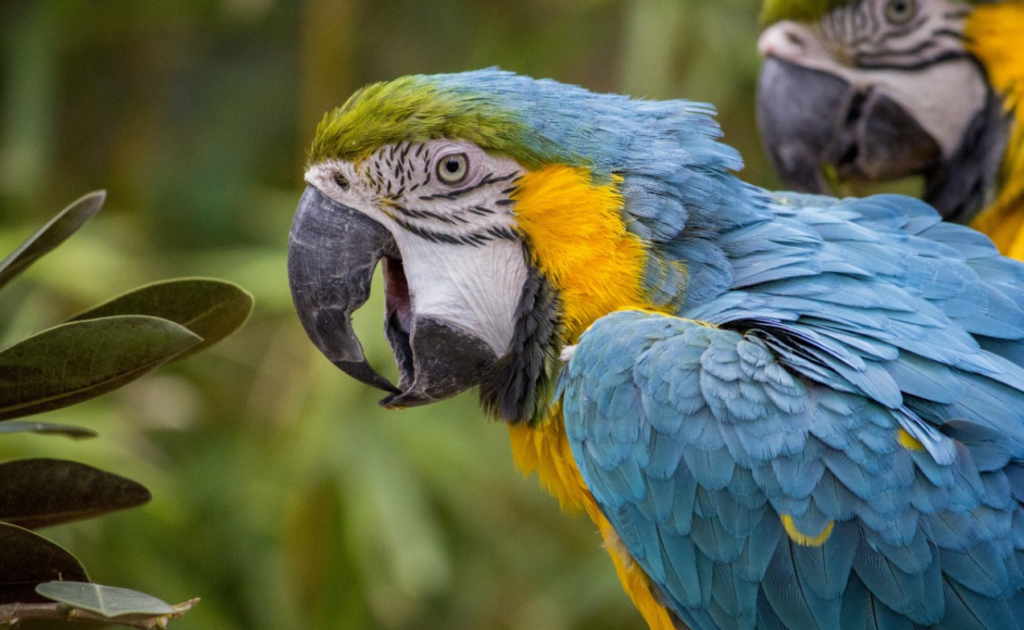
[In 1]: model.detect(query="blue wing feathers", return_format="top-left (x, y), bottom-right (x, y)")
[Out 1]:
top-left (794, 520), bottom-right (858, 599)
top-left (852, 536), bottom-right (945, 624)
top-left (690, 510), bottom-right (745, 563)
top-left (762, 539), bottom-right (839, 630)
top-left (867, 528), bottom-right (933, 575)
top-left (981, 472), bottom-right (1014, 510)
top-left (561, 189), bottom-right (1024, 629)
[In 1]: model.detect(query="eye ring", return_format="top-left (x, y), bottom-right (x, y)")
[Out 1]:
top-left (436, 153), bottom-right (469, 185)
top-left (333, 171), bottom-right (350, 191)
top-left (884, 0), bottom-right (915, 24)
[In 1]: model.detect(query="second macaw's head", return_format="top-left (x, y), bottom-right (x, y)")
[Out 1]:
top-left (288, 70), bottom-right (744, 424)
top-left (756, 0), bottom-right (1012, 224)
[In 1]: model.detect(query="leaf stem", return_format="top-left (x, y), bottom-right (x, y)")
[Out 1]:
top-left (0, 598), bottom-right (198, 629)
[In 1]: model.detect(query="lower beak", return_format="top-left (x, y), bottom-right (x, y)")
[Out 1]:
top-left (757, 56), bottom-right (941, 193)
top-left (287, 185), bottom-right (498, 408)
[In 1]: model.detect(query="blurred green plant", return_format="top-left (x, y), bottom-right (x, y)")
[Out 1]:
top-left (0, 192), bottom-right (252, 628)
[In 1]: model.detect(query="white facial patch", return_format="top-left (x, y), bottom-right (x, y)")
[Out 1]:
top-left (758, 0), bottom-right (986, 159)
top-left (305, 140), bottom-right (530, 357)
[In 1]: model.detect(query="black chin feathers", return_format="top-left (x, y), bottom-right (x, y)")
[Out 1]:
top-left (478, 253), bottom-right (562, 425)
top-left (924, 84), bottom-right (1009, 224)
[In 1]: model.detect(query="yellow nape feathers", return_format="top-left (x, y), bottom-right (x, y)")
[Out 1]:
top-left (508, 164), bottom-right (674, 630)
top-left (967, 2), bottom-right (1024, 256)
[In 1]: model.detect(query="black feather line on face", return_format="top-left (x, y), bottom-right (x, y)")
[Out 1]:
top-left (923, 79), bottom-right (1009, 224)
top-left (478, 248), bottom-right (562, 425)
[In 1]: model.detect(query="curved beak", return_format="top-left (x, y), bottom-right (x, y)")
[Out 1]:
top-left (288, 186), bottom-right (400, 393)
top-left (287, 185), bottom-right (499, 408)
top-left (757, 56), bottom-right (941, 193)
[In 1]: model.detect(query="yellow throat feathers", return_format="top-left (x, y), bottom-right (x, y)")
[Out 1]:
top-left (507, 164), bottom-right (675, 630)
top-left (966, 2), bottom-right (1024, 257)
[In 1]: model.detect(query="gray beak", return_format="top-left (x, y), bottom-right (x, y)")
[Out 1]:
top-left (288, 186), bottom-right (400, 393)
top-left (757, 56), bottom-right (941, 193)
top-left (287, 185), bottom-right (498, 408)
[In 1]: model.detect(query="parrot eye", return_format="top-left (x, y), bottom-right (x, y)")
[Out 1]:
top-left (333, 172), bottom-right (350, 191)
top-left (437, 153), bottom-right (469, 185)
top-left (884, 0), bottom-right (916, 24)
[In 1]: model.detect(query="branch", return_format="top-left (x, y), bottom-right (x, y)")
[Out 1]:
top-left (0, 598), bottom-right (198, 628)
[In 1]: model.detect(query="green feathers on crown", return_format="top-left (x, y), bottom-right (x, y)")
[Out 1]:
top-left (308, 69), bottom-right (743, 181)
top-left (309, 74), bottom-right (536, 167)
top-left (760, 0), bottom-right (849, 25)
top-left (760, 0), bottom-right (989, 26)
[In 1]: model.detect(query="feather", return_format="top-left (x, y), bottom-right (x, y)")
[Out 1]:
top-left (762, 539), bottom-right (840, 630)
top-left (853, 534), bottom-right (945, 624)
top-left (792, 519), bottom-right (859, 599)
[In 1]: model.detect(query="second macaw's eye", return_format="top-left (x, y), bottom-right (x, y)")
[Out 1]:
top-left (437, 153), bottom-right (469, 185)
top-left (884, 0), bottom-right (915, 24)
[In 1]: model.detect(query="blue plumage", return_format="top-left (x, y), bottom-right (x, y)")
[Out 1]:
top-left (341, 70), bottom-right (1024, 629)
top-left (559, 167), bottom-right (1024, 627)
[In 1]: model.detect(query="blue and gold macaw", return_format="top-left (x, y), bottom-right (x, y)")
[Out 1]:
top-left (756, 0), bottom-right (1024, 257)
top-left (288, 70), bottom-right (1024, 630)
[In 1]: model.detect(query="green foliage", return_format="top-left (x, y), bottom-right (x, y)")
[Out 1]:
top-left (0, 192), bottom-right (105, 292)
top-left (0, 422), bottom-right (97, 439)
top-left (0, 193), bottom-right (252, 627)
top-left (0, 316), bottom-right (201, 421)
top-left (69, 280), bottom-right (253, 361)
top-left (35, 582), bottom-right (175, 617)
top-left (0, 522), bottom-right (88, 602)
top-left (0, 459), bottom-right (150, 530)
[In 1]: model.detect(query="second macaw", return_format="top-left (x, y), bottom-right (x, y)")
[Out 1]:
top-left (757, 0), bottom-right (1024, 257)
top-left (288, 70), bottom-right (1024, 630)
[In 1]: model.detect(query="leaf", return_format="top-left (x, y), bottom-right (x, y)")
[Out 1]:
top-left (0, 315), bottom-right (202, 421)
top-left (69, 278), bottom-right (254, 360)
top-left (0, 459), bottom-right (150, 529)
top-left (35, 582), bottom-right (175, 618)
top-left (0, 522), bottom-right (88, 604)
top-left (0, 192), bottom-right (106, 293)
top-left (0, 421), bottom-right (97, 439)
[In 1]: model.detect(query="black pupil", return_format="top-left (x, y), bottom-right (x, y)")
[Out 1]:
top-left (891, 1), bottom-right (907, 14)
top-left (335, 174), bottom-right (349, 189)
top-left (446, 159), bottom-right (460, 173)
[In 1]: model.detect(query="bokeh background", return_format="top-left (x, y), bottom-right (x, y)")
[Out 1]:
top-left (0, 1), bottom-right (772, 628)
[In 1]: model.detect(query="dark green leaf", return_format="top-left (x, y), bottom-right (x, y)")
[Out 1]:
top-left (35, 582), bottom-right (175, 618)
top-left (0, 459), bottom-right (150, 529)
top-left (69, 278), bottom-right (253, 360)
top-left (0, 522), bottom-right (88, 604)
top-left (0, 316), bottom-right (201, 421)
top-left (0, 192), bottom-right (106, 293)
top-left (0, 421), bottom-right (97, 439)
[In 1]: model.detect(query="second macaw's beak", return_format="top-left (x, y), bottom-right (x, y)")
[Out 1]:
top-left (287, 186), bottom-right (499, 408)
top-left (757, 56), bottom-right (942, 195)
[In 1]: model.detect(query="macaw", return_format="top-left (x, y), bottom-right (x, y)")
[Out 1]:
top-left (756, 0), bottom-right (1024, 257)
top-left (287, 70), bottom-right (1024, 630)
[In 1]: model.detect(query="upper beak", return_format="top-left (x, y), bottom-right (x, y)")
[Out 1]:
top-left (757, 56), bottom-right (941, 194)
top-left (288, 185), bottom-right (400, 393)
top-left (287, 185), bottom-right (499, 408)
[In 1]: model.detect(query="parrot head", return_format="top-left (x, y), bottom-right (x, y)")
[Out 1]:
top-left (756, 0), bottom-right (1010, 223)
top-left (288, 70), bottom-right (743, 423)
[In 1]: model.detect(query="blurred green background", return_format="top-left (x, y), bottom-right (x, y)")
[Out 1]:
top-left (0, 1), bottom-right (771, 628)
